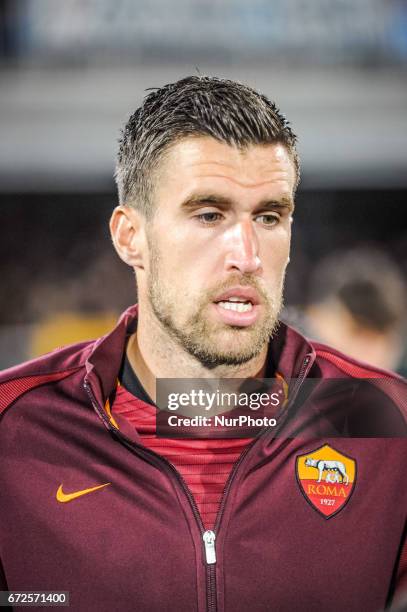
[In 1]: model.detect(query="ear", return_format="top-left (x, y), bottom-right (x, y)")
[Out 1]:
top-left (110, 205), bottom-right (147, 270)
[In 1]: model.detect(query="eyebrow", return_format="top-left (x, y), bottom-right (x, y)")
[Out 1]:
top-left (180, 194), bottom-right (295, 213)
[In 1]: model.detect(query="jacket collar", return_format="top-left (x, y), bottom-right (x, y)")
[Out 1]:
top-left (85, 304), bottom-right (316, 407)
top-left (84, 305), bottom-right (138, 408)
top-left (269, 321), bottom-right (315, 381)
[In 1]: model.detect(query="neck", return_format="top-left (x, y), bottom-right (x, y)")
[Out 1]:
top-left (126, 305), bottom-right (269, 402)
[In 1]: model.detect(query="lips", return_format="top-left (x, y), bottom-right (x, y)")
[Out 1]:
top-left (213, 286), bottom-right (261, 306)
top-left (212, 286), bottom-right (262, 327)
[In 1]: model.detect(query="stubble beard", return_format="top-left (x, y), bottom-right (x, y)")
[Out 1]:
top-left (147, 246), bottom-right (284, 369)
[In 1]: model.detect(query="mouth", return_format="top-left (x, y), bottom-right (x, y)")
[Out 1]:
top-left (217, 299), bottom-right (253, 313)
top-left (212, 287), bottom-right (262, 327)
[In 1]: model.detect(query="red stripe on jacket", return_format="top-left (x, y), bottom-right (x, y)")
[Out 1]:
top-left (0, 370), bottom-right (77, 414)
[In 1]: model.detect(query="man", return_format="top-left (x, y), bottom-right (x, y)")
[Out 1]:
top-left (304, 247), bottom-right (406, 374)
top-left (0, 76), bottom-right (406, 612)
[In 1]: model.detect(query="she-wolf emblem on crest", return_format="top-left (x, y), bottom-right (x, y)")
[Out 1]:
top-left (296, 444), bottom-right (357, 519)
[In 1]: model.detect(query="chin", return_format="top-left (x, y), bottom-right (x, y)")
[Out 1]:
top-left (193, 351), bottom-right (259, 369)
top-left (193, 331), bottom-right (268, 368)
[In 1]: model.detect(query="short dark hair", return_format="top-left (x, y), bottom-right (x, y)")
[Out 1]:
top-left (115, 75), bottom-right (299, 215)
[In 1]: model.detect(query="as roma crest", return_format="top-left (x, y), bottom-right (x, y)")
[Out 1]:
top-left (296, 444), bottom-right (356, 519)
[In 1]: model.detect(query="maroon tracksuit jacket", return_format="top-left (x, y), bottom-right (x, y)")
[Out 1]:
top-left (0, 305), bottom-right (406, 611)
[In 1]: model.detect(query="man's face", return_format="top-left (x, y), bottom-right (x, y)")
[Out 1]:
top-left (139, 136), bottom-right (296, 367)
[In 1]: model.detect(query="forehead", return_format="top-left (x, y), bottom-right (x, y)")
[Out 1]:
top-left (154, 136), bottom-right (296, 203)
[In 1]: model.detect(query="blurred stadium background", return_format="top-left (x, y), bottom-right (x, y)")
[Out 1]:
top-left (0, 0), bottom-right (406, 373)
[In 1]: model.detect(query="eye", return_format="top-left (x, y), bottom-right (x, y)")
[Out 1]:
top-left (254, 213), bottom-right (280, 227)
top-left (196, 212), bottom-right (223, 225)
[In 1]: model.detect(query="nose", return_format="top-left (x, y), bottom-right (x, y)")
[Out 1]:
top-left (223, 219), bottom-right (262, 275)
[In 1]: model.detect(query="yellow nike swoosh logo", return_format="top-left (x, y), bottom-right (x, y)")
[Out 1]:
top-left (56, 482), bottom-right (111, 503)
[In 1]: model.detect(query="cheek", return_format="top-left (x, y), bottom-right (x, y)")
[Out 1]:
top-left (150, 243), bottom-right (203, 294)
top-left (151, 219), bottom-right (201, 266)
top-left (261, 229), bottom-right (291, 273)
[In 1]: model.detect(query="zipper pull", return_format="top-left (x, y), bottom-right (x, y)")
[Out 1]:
top-left (203, 530), bottom-right (216, 564)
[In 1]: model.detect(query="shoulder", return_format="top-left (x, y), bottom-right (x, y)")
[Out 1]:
top-left (0, 340), bottom-right (95, 417)
top-left (309, 339), bottom-right (407, 428)
top-left (311, 339), bottom-right (406, 383)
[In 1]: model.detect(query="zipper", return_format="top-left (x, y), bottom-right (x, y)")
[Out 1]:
top-left (288, 355), bottom-right (311, 406)
top-left (205, 551), bottom-right (217, 612)
top-left (298, 355), bottom-right (311, 378)
top-left (203, 530), bottom-right (216, 564)
top-left (282, 355), bottom-right (314, 433)
top-left (85, 378), bottom-right (257, 611)
top-left (84, 358), bottom-right (312, 612)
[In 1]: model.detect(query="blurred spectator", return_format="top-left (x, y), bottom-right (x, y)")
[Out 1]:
top-left (303, 247), bottom-right (407, 374)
